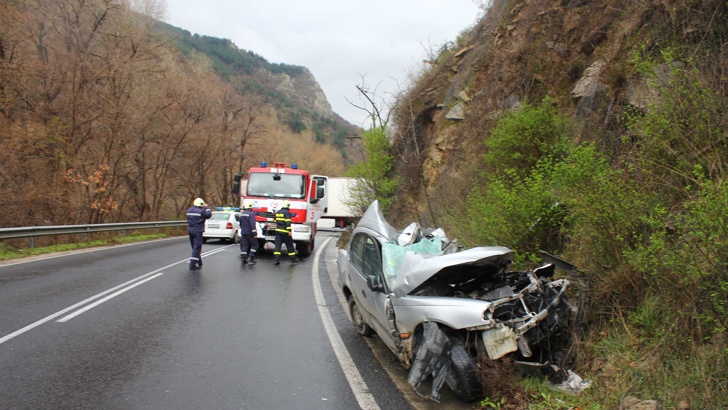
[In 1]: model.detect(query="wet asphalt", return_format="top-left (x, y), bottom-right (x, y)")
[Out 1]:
top-left (0, 232), bottom-right (432, 409)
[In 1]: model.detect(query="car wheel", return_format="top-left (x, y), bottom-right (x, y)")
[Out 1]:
top-left (445, 340), bottom-right (482, 402)
top-left (233, 231), bottom-right (241, 243)
top-left (202, 238), bottom-right (207, 244)
top-left (296, 240), bottom-right (312, 258)
top-left (348, 296), bottom-right (374, 337)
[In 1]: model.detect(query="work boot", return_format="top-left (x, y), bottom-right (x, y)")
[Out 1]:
top-left (247, 255), bottom-right (257, 265)
top-left (290, 256), bottom-right (299, 264)
top-left (242, 257), bottom-right (248, 265)
top-left (274, 257), bottom-right (280, 265)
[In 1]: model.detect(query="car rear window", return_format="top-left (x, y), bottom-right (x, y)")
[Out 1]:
top-left (210, 213), bottom-right (231, 221)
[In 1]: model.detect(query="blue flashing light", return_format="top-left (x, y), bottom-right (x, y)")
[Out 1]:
top-left (292, 163), bottom-right (298, 169)
top-left (261, 161), bottom-right (267, 167)
top-left (216, 207), bottom-right (241, 211)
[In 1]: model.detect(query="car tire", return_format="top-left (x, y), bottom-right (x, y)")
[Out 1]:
top-left (233, 231), bottom-right (241, 244)
top-left (202, 237), bottom-right (207, 244)
top-left (446, 340), bottom-right (482, 402)
top-left (296, 240), bottom-right (312, 258)
top-left (348, 296), bottom-right (374, 337)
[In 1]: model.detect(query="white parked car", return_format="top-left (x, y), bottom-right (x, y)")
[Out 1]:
top-left (203, 209), bottom-right (241, 243)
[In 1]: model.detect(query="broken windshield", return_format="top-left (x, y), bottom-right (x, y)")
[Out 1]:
top-left (382, 236), bottom-right (443, 288)
top-left (247, 173), bottom-right (305, 199)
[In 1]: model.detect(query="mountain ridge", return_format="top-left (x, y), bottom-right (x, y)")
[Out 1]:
top-left (157, 22), bottom-right (360, 154)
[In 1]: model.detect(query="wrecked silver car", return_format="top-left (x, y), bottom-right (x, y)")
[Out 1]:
top-left (337, 200), bottom-right (583, 402)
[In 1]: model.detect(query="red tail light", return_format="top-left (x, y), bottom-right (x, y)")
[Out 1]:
top-left (226, 222), bottom-right (233, 229)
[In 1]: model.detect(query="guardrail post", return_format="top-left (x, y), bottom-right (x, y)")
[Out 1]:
top-left (29, 237), bottom-right (35, 248)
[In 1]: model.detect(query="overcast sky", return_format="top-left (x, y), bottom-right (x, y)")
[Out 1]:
top-left (163, 1), bottom-right (483, 127)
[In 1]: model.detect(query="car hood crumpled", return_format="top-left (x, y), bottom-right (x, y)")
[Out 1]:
top-left (389, 246), bottom-right (514, 297)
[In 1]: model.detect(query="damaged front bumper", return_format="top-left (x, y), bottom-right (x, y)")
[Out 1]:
top-left (406, 273), bottom-right (578, 402)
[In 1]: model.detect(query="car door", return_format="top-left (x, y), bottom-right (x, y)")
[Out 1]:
top-left (348, 233), bottom-right (398, 352)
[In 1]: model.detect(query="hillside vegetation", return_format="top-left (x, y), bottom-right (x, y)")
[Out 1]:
top-left (0, 0), bottom-right (358, 230)
top-left (368, 0), bottom-right (727, 407)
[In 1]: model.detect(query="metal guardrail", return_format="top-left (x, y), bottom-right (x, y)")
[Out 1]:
top-left (0, 221), bottom-right (187, 247)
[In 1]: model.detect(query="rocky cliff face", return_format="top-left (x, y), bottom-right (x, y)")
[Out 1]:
top-left (273, 67), bottom-right (334, 120)
top-left (387, 0), bottom-right (727, 227)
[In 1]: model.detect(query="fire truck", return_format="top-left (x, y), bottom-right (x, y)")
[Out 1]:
top-left (232, 162), bottom-right (328, 257)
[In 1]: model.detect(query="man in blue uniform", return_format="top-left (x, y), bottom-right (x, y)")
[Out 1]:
top-left (273, 200), bottom-right (299, 265)
top-left (187, 197), bottom-right (212, 270)
top-left (239, 203), bottom-right (259, 265)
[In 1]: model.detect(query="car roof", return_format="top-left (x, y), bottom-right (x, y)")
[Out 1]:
top-left (354, 200), bottom-right (400, 243)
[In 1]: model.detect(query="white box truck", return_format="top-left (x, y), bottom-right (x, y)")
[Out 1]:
top-left (319, 177), bottom-right (358, 229)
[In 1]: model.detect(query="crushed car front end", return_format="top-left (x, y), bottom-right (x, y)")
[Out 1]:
top-left (338, 201), bottom-right (585, 402)
top-left (390, 249), bottom-right (577, 401)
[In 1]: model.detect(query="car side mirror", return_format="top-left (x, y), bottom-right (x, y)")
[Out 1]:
top-left (366, 275), bottom-right (384, 293)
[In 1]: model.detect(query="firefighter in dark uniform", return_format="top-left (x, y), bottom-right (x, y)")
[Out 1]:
top-left (187, 197), bottom-right (212, 270)
top-left (273, 200), bottom-right (299, 265)
top-left (239, 203), bottom-right (259, 265)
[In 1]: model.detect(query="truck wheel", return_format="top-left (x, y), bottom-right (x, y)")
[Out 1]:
top-left (296, 240), bottom-right (312, 258)
top-left (348, 296), bottom-right (374, 337)
top-left (445, 340), bottom-right (482, 402)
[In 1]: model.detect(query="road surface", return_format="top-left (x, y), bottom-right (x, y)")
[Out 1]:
top-left (0, 231), bottom-right (468, 409)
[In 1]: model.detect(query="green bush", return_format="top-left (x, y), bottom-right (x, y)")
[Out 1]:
top-left (624, 172), bottom-right (728, 337)
top-left (461, 99), bottom-right (572, 258)
top-left (626, 49), bottom-right (726, 203)
top-left (484, 98), bottom-right (570, 181)
top-left (465, 160), bottom-right (563, 258)
top-left (345, 126), bottom-right (400, 214)
top-left (552, 144), bottom-right (656, 272)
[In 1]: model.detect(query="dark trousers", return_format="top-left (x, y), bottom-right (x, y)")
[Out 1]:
top-left (240, 234), bottom-right (259, 257)
top-left (273, 232), bottom-right (296, 259)
top-left (188, 231), bottom-right (204, 266)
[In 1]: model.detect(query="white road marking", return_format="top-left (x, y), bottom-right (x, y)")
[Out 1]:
top-left (312, 238), bottom-right (380, 410)
top-left (0, 266), bottom-right (169, 345)
top-left (0, 245), bottom-right (232, 345)
top-left (56, 272), bottom-right (165, 322)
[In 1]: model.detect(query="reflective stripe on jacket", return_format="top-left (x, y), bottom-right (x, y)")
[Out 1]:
top-left (187, 205), bottom-right (212, 233)
top-left (275, 208), bottom-right (292, 233)
top-left (239, 209), bottom-right (257, 235)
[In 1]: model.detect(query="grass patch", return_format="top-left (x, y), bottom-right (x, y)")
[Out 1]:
top-left (0, 233), bottom-right (174, 261)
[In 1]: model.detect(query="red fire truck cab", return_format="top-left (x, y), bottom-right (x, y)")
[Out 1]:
top-left (233, 161), bottom-right (328, 257)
